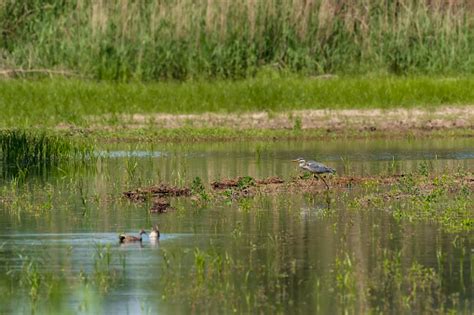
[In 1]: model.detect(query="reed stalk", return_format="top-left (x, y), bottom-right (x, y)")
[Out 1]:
top-left (0, 0), bottom-right (472, 80)
top-left (0, 129), bottom-right (93, 171)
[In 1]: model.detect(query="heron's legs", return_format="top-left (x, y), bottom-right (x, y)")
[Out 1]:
top-left (314, 174), bottom-right (330, 190)
top-left (320, 176), bottom-right (330, 190)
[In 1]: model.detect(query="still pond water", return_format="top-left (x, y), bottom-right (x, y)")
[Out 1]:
top-left (0, 138), bottom-right (473, 314)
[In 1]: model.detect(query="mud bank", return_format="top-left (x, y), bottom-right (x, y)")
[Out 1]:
top-left (93, 107), bottom-right (473, 132)
top-left (123, 173), bottom-right (473, 213)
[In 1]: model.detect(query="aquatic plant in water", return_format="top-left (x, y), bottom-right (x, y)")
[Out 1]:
top-left (0, 129), bottom-right (94, 177)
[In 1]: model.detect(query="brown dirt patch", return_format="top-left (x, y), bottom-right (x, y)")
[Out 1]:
top-left (123, 184), bottom-right (191, 201)
top-left (89, 106), bottom-right (474, 132)
top-left (123, 174), bottom-right (473, 212)
top-left (123, 184), bottom-right (190, 213)
top-left (150, 198), bottom-right (172, 213)
top-left (211, 176), bottom-right (284, 189)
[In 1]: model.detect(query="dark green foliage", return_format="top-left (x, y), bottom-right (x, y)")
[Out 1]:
top-left (0, 129), bottom-right (94, 176)
top-left (191, 177), bottom-right (206, 194)
top-left (237, 176), bottom-right (255, 189)
top-left (191, 176), bottom-right (209, 201)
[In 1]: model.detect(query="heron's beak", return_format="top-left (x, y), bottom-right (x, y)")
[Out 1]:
top-left (291, 159), bottom-right (299, 162)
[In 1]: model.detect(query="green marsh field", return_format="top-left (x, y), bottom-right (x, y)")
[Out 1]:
top-left (0, 0), bottom-right (473, 314)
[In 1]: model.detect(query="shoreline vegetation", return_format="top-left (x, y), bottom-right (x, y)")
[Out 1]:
top-left (75, 106), bottom-right (474, 142)
top-left (0, 76), bottom-right (473, 141)
top-left (122, 173), bottom-right (473, 232)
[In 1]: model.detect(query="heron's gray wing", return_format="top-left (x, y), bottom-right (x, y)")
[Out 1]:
top-left (306, 160), bottom-right (335, 174)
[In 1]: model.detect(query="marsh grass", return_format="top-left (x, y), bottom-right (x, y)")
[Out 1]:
top-left (0, 129), bottom-right (94, 177)
top-left (0, 76), bottom-right (474, 133)
top-left (1, 76), bottom-right (473, 128)
top-left (191, 176), bottom-right (210, 202)
top-left (351, 169), bottom-right (474, 233)
top-left (1, 0), bottom-right (473, 80)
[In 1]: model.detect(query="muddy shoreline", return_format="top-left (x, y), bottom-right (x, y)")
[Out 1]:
top-left (55, 106), bottom-right (474, 142)
top-left (123, 173), bottom-right (474, 213)
top-left (88, 106), bottom-right (473, 132)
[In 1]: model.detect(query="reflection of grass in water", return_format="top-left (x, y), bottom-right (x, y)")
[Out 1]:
top-left (3, 244), bottom-right (126, 313)
top-left (333, 253), bottom-right (357, 310)
top-left (367, 250), bottom-right (450, 313)
top-left (0, 177), bottom-right (106, 220)
top-left (18, 256), bottom-right (44, 302)
top-left (4, 255), bottom-right (70, 313)
top-left (91, 243), bottom-right (124, 293)
top-left (161, 245), bottom-right (288, 313)
top-left (161, 231), bottom-right (302, 313)
top-left (159, 237), bottom-right (465, 313)
top-left (1, 180), bottom-right (56, 217)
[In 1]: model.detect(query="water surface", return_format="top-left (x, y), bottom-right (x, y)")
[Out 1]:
top-left (0, 138), bottom-right (473, 314)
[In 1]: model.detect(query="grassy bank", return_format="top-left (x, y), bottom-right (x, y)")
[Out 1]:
top-left (1, 75), bottom-right (473, 128)
top-left (1, 0), bottom-right (473, 80)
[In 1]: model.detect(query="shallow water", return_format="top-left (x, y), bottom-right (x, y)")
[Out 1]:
top-left (0, 138), bottom-right (473, 314)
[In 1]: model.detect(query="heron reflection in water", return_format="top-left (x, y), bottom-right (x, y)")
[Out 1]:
top-left (292, 157), bottom-right (336, 189)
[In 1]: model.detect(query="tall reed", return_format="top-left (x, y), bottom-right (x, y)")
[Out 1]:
top-left (0, 0), bottom-right (472, 80)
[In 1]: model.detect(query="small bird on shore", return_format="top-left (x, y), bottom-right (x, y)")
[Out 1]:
top-left (150, 224), bottom-right (160, 240)
top-left (119, 229), bottom-right (147, 243)
top-left (292, 157), bottom-right (336, 189)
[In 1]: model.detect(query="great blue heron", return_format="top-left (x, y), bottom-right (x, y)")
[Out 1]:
top-left (292, 157), bottom-right (335, 189)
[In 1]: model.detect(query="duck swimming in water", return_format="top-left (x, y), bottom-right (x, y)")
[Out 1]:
top-left (150, 224), bottom-right (160, 240)
top-left (119, 229), bottom-right (147, 243)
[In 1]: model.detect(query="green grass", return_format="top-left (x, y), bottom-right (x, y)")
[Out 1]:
top-left (0, 129), bottom-right (94, 177)
top-left (87, 127), bottom-right (472, 143)
top-left (1, 0), bottom-right (473, 80)
top-left (0, 75), bottom-right (473, 128)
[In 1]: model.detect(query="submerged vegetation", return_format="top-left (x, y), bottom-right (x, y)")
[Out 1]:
top-left (1, 0), bottom-right (473, 80)
top-left (2, 244), bottom-right (126, 314)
